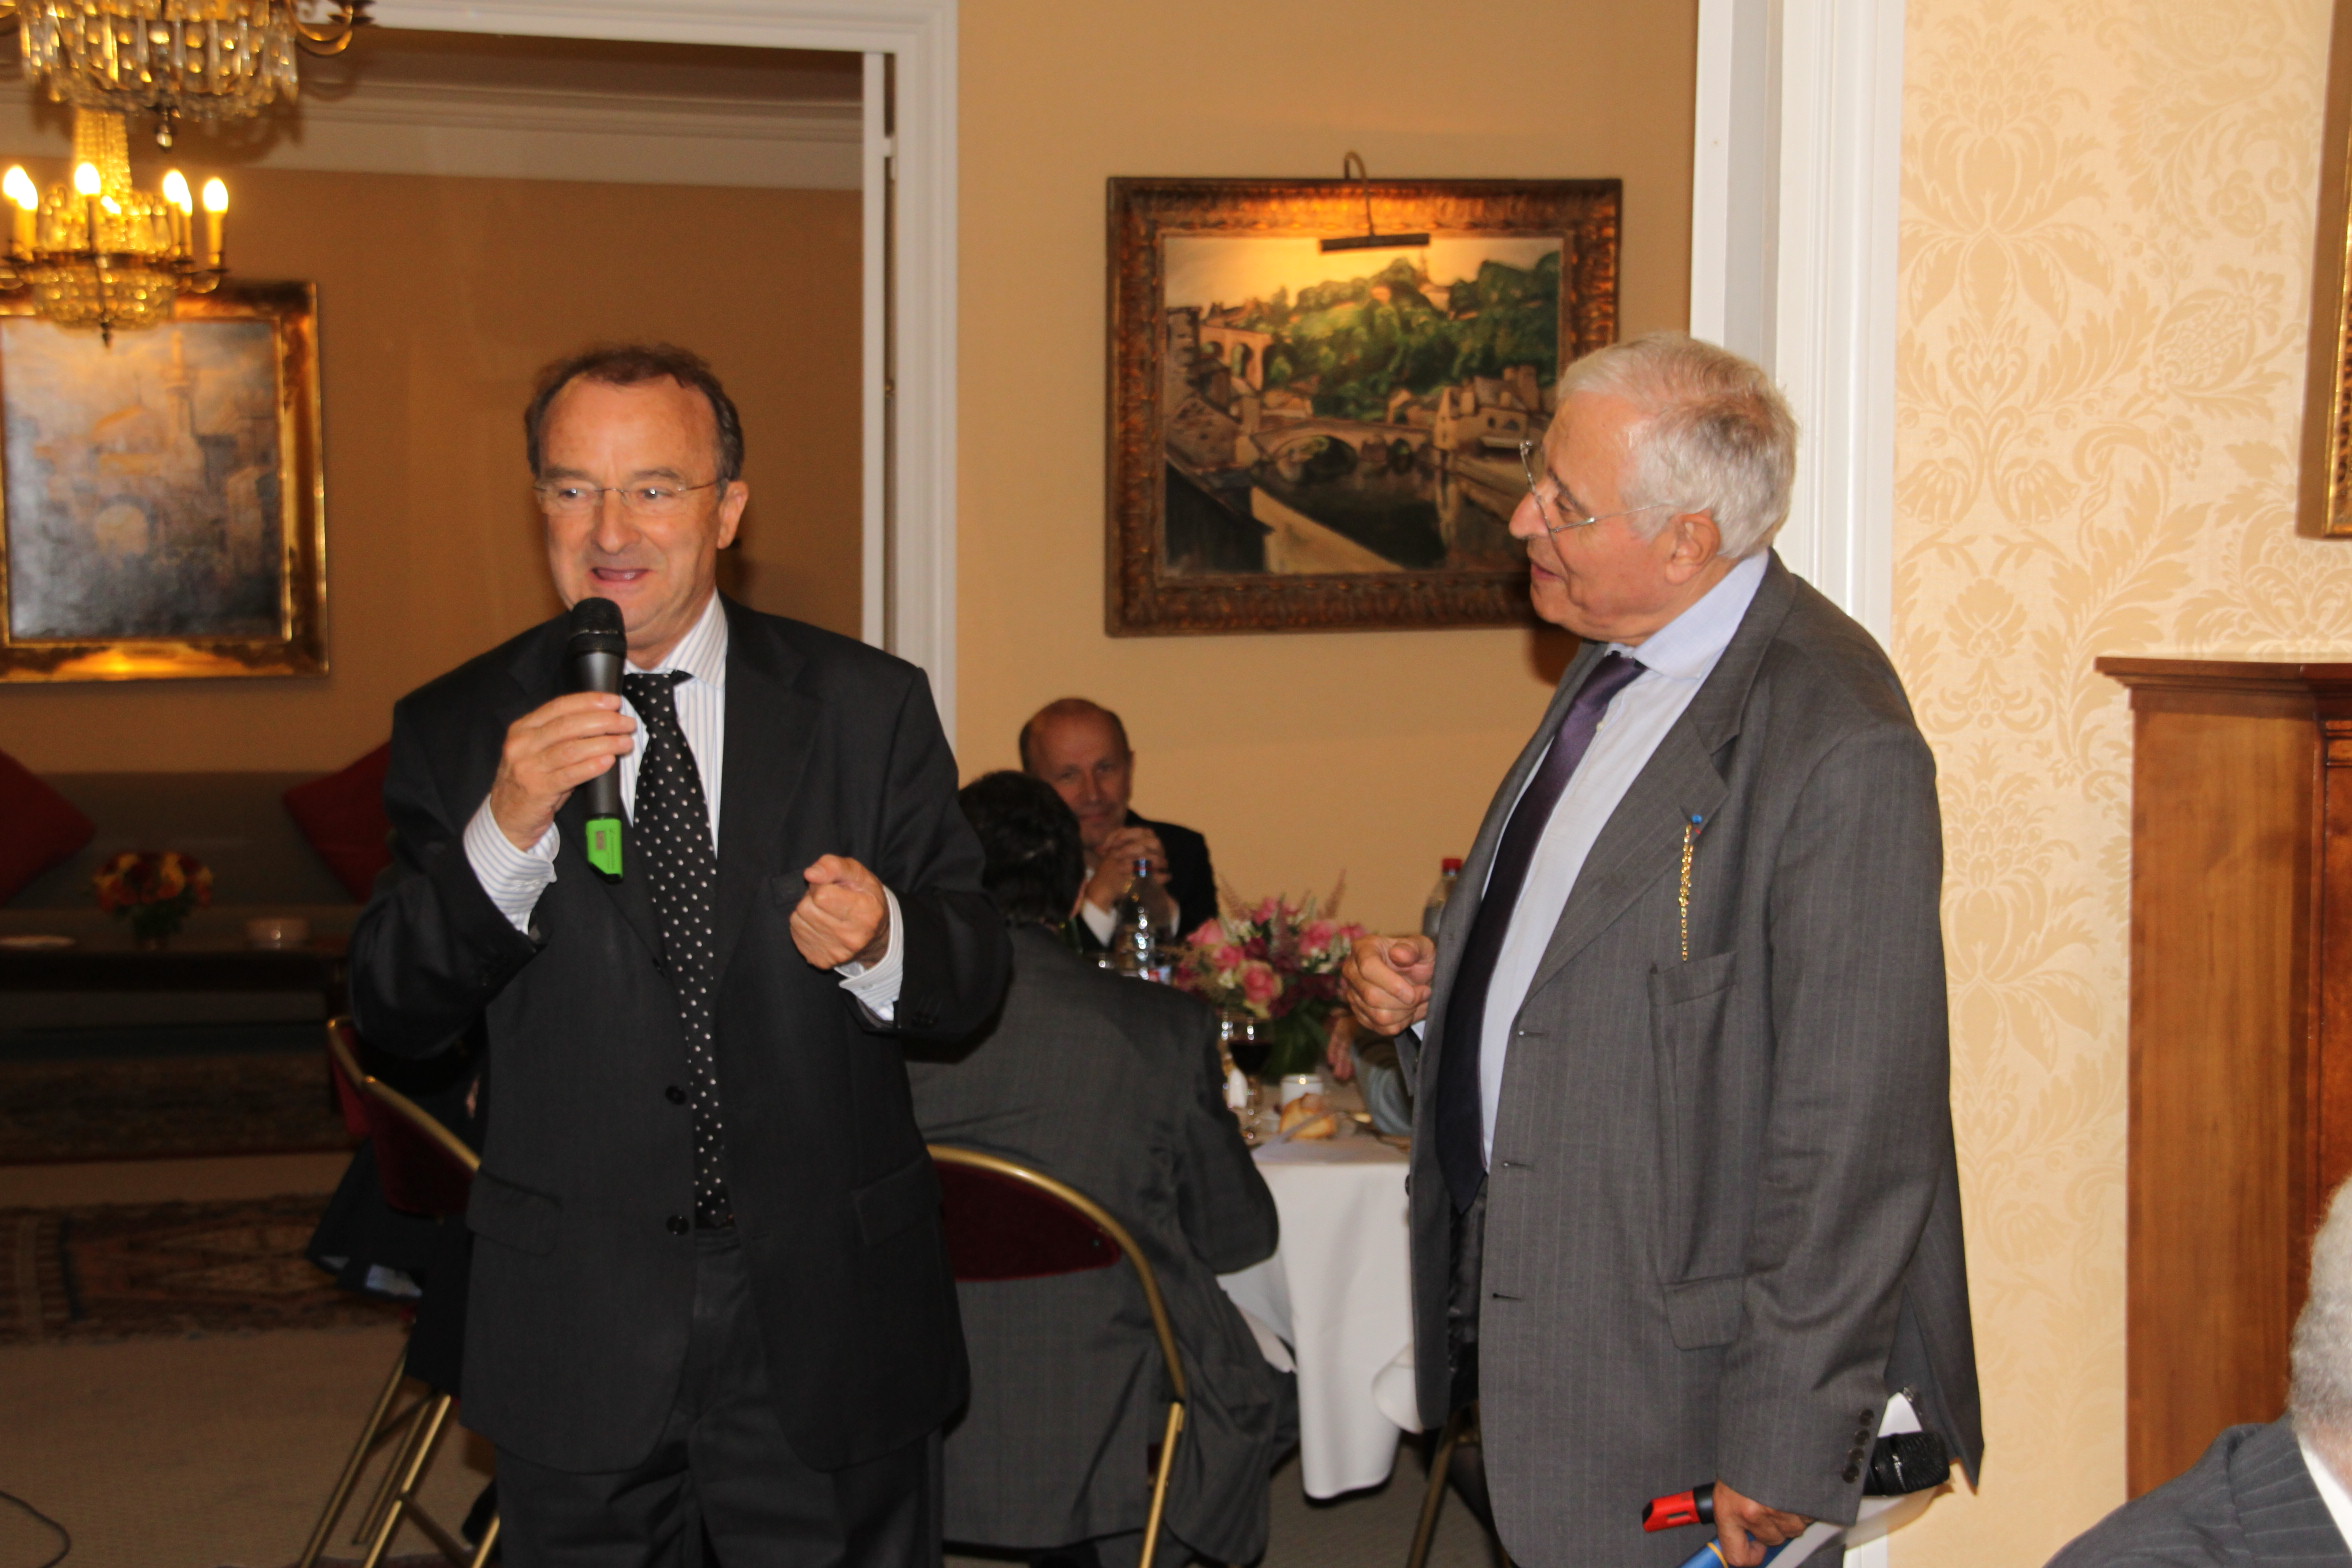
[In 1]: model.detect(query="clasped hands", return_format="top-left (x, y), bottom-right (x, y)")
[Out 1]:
top-left (489, 691), bottom-right (889, 970)
top-left (1340, 930), bottom-right (1813, 1567)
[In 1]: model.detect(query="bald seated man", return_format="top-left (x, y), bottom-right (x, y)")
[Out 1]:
top-left (1019, 698), bottom-right (1219, 946)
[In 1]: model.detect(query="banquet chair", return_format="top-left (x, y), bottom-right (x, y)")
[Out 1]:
top-left (1406, 1401), bottom-right (1504, 1568)
top-left (297, 1018), bottom-right (498, 1568)
top-left (927, 1144), bottom-right (1190, 1568)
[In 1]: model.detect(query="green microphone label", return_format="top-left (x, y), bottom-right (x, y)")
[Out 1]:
top-left (586, 817), bottom-right (623, 880)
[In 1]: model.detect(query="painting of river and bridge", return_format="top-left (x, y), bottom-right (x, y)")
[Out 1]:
top-left (1107, 177), bottom-right (1620, 635)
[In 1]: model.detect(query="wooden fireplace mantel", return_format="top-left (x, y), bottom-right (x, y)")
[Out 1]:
top-left (2099, 654), bottom-right (2352, 1493)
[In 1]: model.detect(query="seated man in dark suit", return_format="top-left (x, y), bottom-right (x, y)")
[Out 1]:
top-left (2047, 1177), bottom-right (2352, 1565)
top-left (1020, 699), bottom-right (1218, 946)
top-left (908, 771), bottom-right (1289, 1568)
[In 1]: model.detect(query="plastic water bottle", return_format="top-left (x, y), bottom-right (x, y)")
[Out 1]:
top-left (1109, 857), bottom-right (1160, 977)
top-left (1422, 857), bottom-right (1463, 940)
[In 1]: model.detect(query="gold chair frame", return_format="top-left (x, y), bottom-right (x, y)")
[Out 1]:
top-left (297, 1019), bottom-right (498, 1568)
top-left (1405, 1401), bottom-right (1492, 1568)
top-left (927, 1144), bottom-right (1190, 1568)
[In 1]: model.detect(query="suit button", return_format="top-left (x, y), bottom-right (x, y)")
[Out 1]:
top-left (1859, 1409), bottom-right (1875, 1423)
top-left (1849, 1447), bottom-right (1867, 1462)
top-left (665, 1215), bottom-right (689, 1235)
top-left (665, 1085), bottom-right (686, 1105)
top-left (1842, 1464), bottom-right (1861, 1483)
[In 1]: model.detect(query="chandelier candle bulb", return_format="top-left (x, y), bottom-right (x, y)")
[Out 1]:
top-left (72, 159), bottom-right (99, 251)
top-left (200, 175), bottom-right (223, 267)
top-left (4, 167), bottom-right (35, 257)
top-left (161, 169), bottom-right (190, 252)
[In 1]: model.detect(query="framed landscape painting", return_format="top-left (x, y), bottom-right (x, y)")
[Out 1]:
top-left (1107, 176), bottom-right (1620, 635)
top-left (0, 280), bottom-right (324, 681)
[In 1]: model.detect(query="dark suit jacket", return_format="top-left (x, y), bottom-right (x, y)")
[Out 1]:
top-left (348, 597), bottom-right (1011, 1474)
top-left (2047, 1420), bottom-right (2351, 1566)
top-left (906, 926), bottom-right (1285, 1563)
top-left (1073, 812), bottom-right (1218, 949)
top-left (1404, 554), bottom-right (1982, 1562)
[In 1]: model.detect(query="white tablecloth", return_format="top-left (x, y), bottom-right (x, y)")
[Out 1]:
top-left (1218, 1136), bottom-right (1416, 1498)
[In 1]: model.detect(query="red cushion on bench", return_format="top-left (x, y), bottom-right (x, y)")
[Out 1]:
top-left (282, 743), bottom-right (393, 901)
top-left (0, 748), bottom-right (95, 903)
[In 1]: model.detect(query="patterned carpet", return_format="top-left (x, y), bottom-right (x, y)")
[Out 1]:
top-left (0, 1051), bottom-right (357, 1164)
top-left (1, 1193), bottom-right (401, 1345)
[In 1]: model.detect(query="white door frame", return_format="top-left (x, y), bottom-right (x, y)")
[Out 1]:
top-left (369, 0), bottom-right (959, 729)
top-left (1690, 0), bottom-right (1905, 645)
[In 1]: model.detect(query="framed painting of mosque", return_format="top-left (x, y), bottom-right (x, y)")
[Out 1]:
top-left (0, 280), bottom-right (324, 681)
top-left (1107, 175), bottom-right (1620, 635)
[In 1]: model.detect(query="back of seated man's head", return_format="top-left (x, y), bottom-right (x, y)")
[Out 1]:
top-left (958, 771), bottom-right (1086, 927)
top-left (2294, 1177), bottom-right (2352, 1482)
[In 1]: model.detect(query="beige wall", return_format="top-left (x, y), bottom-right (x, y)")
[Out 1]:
top-left (956, 0), bottom-right (1696, 933)
top-left (1895, 0), bottom-right (2338, 1562)
top-left (0, 166), bottom-right (860, 773)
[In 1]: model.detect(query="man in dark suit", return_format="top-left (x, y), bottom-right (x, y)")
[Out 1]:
top-left (2047, 1176), bottom-right (2352, 1566)
top-left (906, 771), bottom-right (1287, 1568)
top-left (349, 343), bottom-right (1010, 1568)
top-left (1019, 699), bottom-right (1218, 943)
top-left (1345, 333), bottom-right (1980, 1566)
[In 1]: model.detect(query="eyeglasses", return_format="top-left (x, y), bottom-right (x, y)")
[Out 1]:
top-left (534, 479), bottom-right (721, 519)
top-left (1517, 439), bottom-right (1678, 536)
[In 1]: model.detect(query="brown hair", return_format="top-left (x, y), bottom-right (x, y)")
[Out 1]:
top-left (523, 342), bottom-right (745, 484)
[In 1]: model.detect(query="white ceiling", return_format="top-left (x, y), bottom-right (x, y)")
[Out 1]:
top-left (0, 27), bottom-right (863, 189)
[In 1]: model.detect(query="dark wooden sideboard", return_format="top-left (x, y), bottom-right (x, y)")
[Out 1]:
top-left (2100, 656), bottom-right (2352, 1494)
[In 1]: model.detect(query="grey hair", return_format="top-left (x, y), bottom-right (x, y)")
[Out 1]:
top-left (1552, 332), bottom-right (1799, 560)
top-left (2294, 1178), bottom-right (2352, 1452)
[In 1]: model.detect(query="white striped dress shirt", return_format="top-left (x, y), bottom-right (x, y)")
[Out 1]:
top-left (462, 591), bottom-right (902, 1011)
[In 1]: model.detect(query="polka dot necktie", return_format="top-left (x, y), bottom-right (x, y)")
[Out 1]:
top-left (622, 670), bottom-right (731, 1230)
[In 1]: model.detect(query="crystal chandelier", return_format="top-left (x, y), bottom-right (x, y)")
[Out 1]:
top-left (0, 107), bottom-right (224, 342)
top-left (1, 0), bottom-right (368, 147)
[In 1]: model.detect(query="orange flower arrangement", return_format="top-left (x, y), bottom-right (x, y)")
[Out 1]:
top-left (93, 849), bottom-right (214, 945)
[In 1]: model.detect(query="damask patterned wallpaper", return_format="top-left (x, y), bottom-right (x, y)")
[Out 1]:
top-left (1896, 0), bottom-right (2345, 1561)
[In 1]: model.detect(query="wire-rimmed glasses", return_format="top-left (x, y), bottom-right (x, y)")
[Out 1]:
top-left (1517, 439), bottom-right (1678, 536)
top-left (534, 480), bottom-right (722, 519)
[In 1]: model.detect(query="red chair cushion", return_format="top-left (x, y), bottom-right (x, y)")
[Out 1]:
top-left (0, 748), bottom-right (94, 904)
top-left (326, 1039), bottom-right (472, 1219)
top-left (283, 742), bottom-right (393, 901)
top-left (936, 1159), bottom-right (1120, 1281)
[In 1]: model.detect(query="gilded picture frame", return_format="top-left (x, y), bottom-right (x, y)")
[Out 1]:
top-left (0, 279), bottom-right (325, 680)
top-left (2306, 0), bottom-right (2352, 537)
top-left (1107, 176), bottom-right (1620, 636)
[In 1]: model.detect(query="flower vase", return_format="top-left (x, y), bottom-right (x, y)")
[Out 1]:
top-left (128, 906), bottom-right (186, 949)
top-left (1264, 1009), bottom-right (1329, 1081)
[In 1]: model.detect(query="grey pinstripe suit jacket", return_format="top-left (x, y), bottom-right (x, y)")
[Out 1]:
top-left (1403, 554), bottom-right (1982, 1565)
top-left (906, 926), bottom-right (1287, 1564)
top-left (2047, 1420), bottom-right (2351, 1566)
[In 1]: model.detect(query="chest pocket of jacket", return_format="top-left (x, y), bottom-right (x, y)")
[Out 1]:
top-left (1649, 949), bottom-right (1740, 1328)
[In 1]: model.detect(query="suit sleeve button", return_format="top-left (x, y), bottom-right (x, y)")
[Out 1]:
top-left (666, 1215), bottom-right (689, 1235)
top-left (665, 1085), bottom-right (687, 1104)
top-left (1842, 1465), bottom-right (1861, 1483)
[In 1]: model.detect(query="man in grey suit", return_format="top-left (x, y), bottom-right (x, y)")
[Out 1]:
top-left (2048, 1176), bottom-right (2352, 1565)
top-left (1345, 333), bottom-right (1982, 1566)
top-left (907, 771), bottom-right (1290, 1568)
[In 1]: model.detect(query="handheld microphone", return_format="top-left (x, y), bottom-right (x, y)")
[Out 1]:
top-left (566, 596), bottom-right (627, 882)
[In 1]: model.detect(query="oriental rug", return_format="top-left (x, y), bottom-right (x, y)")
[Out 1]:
top-left (0, 1051), bottom-right (356, 1164)
top-left (1, 1193), bottom-right (399, 1344)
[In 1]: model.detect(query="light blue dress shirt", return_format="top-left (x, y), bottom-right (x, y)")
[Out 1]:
top-left (1475, 550), bottom-right (1768, 1163)
top-left (461, 591), bottom-right (903, 1015)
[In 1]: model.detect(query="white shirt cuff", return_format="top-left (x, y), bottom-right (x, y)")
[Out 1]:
top-left (836, 885), bottom-right (904, 1020)
top-left (463, 795), bottom-right (558, 934)
top-left (1079, 899), bottom-right (1117, 946)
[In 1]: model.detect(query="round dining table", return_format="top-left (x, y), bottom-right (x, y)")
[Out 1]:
top-left (1218, 1131), bottom-right (1419, 1498)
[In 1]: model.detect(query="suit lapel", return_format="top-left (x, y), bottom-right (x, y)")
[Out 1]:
top-left (710, 600), bottom-right (818, 986)
top-left (503, 621), bottom-right (664, 961)
top-left (1423, 639), bottom-right (1604, 1054)
top-left (1519, 554), bottom-right (1797, 991)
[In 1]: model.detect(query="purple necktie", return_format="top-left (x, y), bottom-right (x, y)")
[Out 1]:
top-left (1435, 650), bottom-right (1645, 1212)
